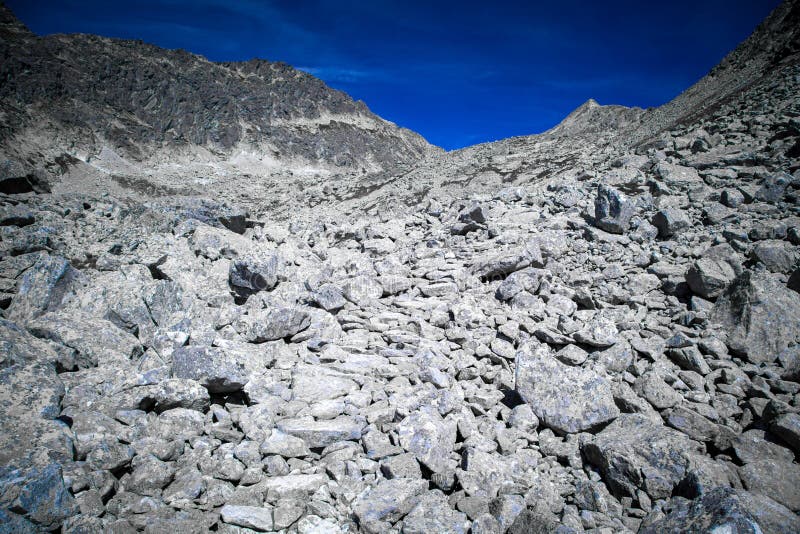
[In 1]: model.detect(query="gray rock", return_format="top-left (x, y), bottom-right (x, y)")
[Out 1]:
top-left (640, 487), bottom-right (799, 534)
top-left (396, 407), bottom-right (457, 474)
top-left (634, 372), bottom-right (682, 410)
top-left (771, 413), bottom-right (800, 454)
top-left (352, 478), bottom-right (427, 533)
top-left (572, 315), bottom-right (618, 347)
top-left (311, 284), bottom-right (347, 312)
top-left (172, 345), bottom-right (249, 393)
top-left (581, 413), bottom-right (705, 499)
top-left (277, 417), bottom-right (363, 448)
top-left (739, 459), bottom-right (800, 511)
top-left (235, 307), bottom-right (311, 342)
top-left (259, 429), bottom-right (311, 458)
top-left (229, 253), bottom-right (281, 293)
top-left (652, 208), bottom-right (691, 238)
top-left (711, 270), bottom-right (800, 363)
top-left (686, 258), bottom-right (736, 299)
top-left (751, 240), bottom-right (797, 273)
top-left (515, 343), bottom-right (618, 434)
top-left (220, 504), bottom-right (274, 531)
top-left (0, 462), bottom-right (78, 530)
top-left (402, 491), bottom-right (470, 534)
top-left (6, 254), bottom-right (78, 323)
top-left (594, 184), bottom-right (636, 234)
top-left (733, 429), bottom-right (795, 465)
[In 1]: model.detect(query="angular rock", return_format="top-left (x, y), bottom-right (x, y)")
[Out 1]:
top-left (515, 343), bottom-right (618, 434)
top-left (235, 307), bottom-right (311, 342)
top-left (277, 417), bottom-right (362, 448)
top-left (352, 478), bottom-right (427, 533)
top-left (229, 253), bottom-right (281, 293)
top-left (396, 406), bottom-right (457, 474)
top-left (739, 459), bottom-right (800, 511)
top-left (6, 254), bottom-right (78, 323)
top-left (711, 270), bottom-right (800, 363)
top-left (652, 208), bottom-right (691, 238)
top-left (581, 413), bottom-right (705, 499)
top-left (594, 184), bottom-right (636, 234)
top-left (220, 504), bottom-right (273, 531)
top-left (172, 345), bottom-right (249, 393)
top-left (640, 487), bottom-right (799, 534)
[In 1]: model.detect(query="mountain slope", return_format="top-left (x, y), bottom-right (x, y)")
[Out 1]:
top-left (0, 4), bottom-right (438, 212)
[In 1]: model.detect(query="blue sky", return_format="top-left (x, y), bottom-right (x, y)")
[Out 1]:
top-left (8, 0), bottom-right (781, 150)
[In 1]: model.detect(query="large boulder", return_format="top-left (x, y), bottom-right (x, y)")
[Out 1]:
top-left (581, 414), bottom-right (705, 500)
top-left (6, 254), bottom-right (79, 323)
top-left (229, 253), bottom-right (282, 293)
top-left (234, 307), bottom-right (311, 342)
top-left (685, 244), bottom-right (742, 299)
top-left (711, 270), bottom-right (800, 363)
top-left (652, 208), bottom-right (691, 238)
top-left (640, 487), bottom-right (799, 534)
top-left (515, 343), bottom-right (618, 434)
top-left (594, 184), bottom-right (636, 234)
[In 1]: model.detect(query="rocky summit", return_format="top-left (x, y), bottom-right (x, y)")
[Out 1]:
top-left (1, 0), bottom-right (800, 533)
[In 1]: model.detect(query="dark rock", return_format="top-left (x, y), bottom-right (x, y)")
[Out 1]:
top-left (171, 345), bottom-right (249, 393)
top-left (652, 208), bottom-right (691, 238)
top-left (711, 270), bottom-right (800, 363)
top-left (640, 487), bottom-right (799, 533)
top-left (594, 185), bottom-right (635, 234)
top-left (581, 413), bottom-right (705, 499)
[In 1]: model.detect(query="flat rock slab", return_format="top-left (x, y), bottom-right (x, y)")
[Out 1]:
top-left (277, 417), bottom-right (363, 448)
top-left (220, 504), bottom-right (274, 531)
top-left (515, 343), bottom-right (618, 434)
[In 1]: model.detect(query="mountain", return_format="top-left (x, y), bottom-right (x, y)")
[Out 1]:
top-left (1, 1), bottom-right (800, 533)
top-left (0, 4), bottom-right (438, 216)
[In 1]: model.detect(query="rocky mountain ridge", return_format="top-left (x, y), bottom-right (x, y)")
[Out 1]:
top-left (0, 3), bottom-right (438, 213)
top-left (1, 1), bottom-right (800, 533)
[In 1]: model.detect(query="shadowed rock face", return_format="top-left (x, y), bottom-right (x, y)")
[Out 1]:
top-left (1, 1), bottom-right (800, 533)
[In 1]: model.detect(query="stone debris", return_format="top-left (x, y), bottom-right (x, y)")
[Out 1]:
top-left (1, 1), bottom-right (800, 533)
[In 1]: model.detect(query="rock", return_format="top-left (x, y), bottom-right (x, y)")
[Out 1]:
top-left (220, 504), bottom-right (274, 531)
top-left (380, 453), bottom-right (422, 479)
top-left (572, 315), bottom-right (618, 347)
top-left (581, 414), bottom-right (705, 499)
top-left (664, 404), bottom-right (719, 443)
top-left (229, 253), bottom-right (281, 293)
top-left (755, 172), bottom-right (791, 203)
top-left (751, 240), bottom-right (797, 273)
top-left (311, 284), bottom-right (347, 312)
top-left (259, 430), bottom-right (311, 458)
top-left (634, 372), bottom-right (682, 410)
top-left (402, 491), bottom-right (470, 534)
top-left (471, 244), bottom-right (541, 280)
top-left (515, 343), bottom-right (618, 434)
top-left (352, 478), bottom-right (427, 533)
top-left (297, 515), bottom-right (343, 534)
top-left (0, 462), bottom-right (78, 530)
top-left (234, 307), bottom-right (311, 342)
top-left (685, 245), bottom-right (741, 299)
top-left (277, 417), bottom-right (363, 448)
top-left (733, 429), bottom-right (795, 465)
top-left (396, 406), bottom-right (457, 474)
top-left (720, 188), bottom-right (745, 208)
top-left (171, 345), bottom-right (249, 393)
top-left (594, 184), bottom-right (636, 234)
top-left (640, 487), bottom-right (799, 533)
top-left (711, 270), bottom-right (800, 363)
top-left (6, 254), bottom-right (78, 323)
top-left (343, 275), bottom-right (383, 306)
top-left (652, 208), bottom-right (691, 238)
top-left (739, 459), bottom-right (800, 511)
top-left (28, 312), bottom-right (142, 369)
top-left (771, 413), bottom-right (800, 454)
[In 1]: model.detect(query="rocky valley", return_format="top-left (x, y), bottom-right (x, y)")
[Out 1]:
top-left (1, 1), bottom-right (800, 533)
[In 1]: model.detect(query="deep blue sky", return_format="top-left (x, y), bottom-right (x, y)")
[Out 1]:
top-left (8, 0), bottom-right (781, 150)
